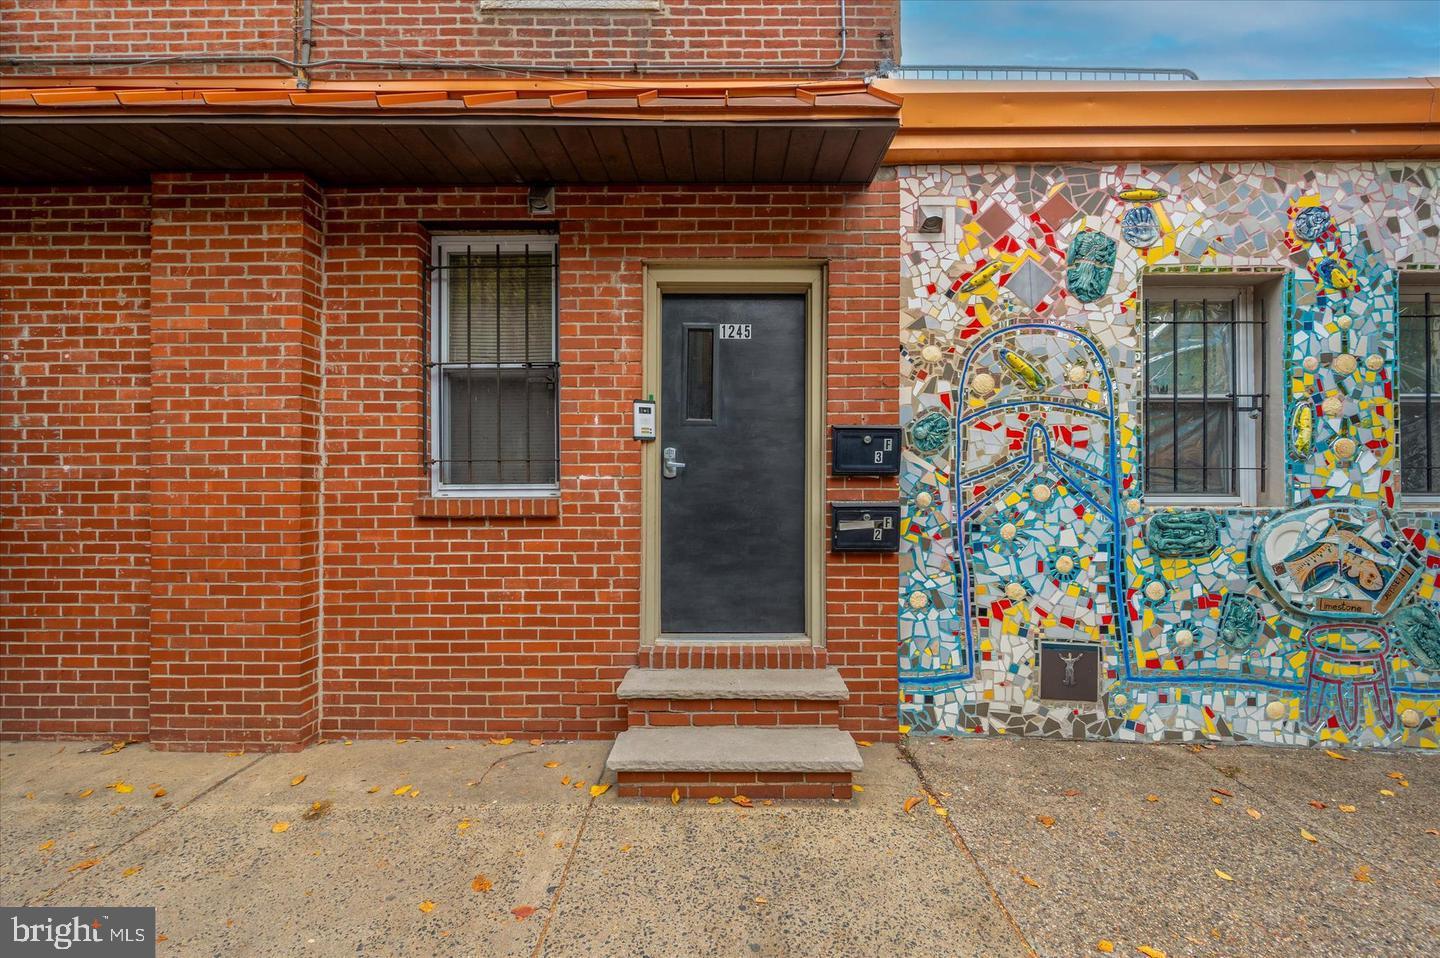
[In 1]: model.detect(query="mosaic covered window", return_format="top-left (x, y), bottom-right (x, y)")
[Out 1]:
top-left (1399, 283), bottom-right (1440, 499)
top-left (1143, 286), bottom-right (1266, 503)
top-left (427, 235), bottom-right (559, 494)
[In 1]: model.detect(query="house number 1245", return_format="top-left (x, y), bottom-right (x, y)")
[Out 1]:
top-left (719, 324), bottom-right (752, 340)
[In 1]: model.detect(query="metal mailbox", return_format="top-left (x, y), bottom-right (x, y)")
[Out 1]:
top-left (831, 426), bottom-right (901, 476)
top-left (830, 502), bottom-right (901, 553)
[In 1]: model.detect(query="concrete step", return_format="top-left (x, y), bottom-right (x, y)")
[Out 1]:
top-left (616, 667), bottom-right (849, 700)
top-left (606, 727), bottom-right (863, 801)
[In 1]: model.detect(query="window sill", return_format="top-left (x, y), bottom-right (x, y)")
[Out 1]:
top-left (413, 496), bottom-right (561, 520)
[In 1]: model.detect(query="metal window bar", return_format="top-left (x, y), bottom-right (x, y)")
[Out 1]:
top-left (892, 64), bottom-right (1198, 81)
top-left (1400, 290), bottom-right (1440, 495)
top-left (423, 240), bottom-right (560, 488)
top-left (1142, 295), bottom-right (1267, 498)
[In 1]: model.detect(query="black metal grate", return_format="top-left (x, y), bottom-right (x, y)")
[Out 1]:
top-left (424, 239), bottom-right (559, 488)
top-left (1400, 288), bottom-right (1440, 497)
top-left (1142, 293), bottom-right (1267, 498)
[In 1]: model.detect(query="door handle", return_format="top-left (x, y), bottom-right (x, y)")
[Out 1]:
top-left (662, 446), bottom-right (686, 479)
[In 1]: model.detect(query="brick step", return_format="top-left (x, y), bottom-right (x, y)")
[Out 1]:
top-left (605, 726), bottom-right (862, 800)
top-left (618, 667), bottom-right (849, 727)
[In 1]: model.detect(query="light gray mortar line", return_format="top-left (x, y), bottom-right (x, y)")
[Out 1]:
top-left (1177, 745), bottom-right (1378, 860)
top-left (30, 752), bottom-right (273, 906)
top-left (897, 739), bottom-right (1040, 958)
top-left (528, 790), bottom-right (599, 958)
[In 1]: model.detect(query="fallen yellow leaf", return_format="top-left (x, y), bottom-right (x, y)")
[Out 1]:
top-left (904, 796), bottom-right (922, 814)
top-left (1246, 808), bottom-right (1262, 820)
top-left (1338, 804), bottom-right (1356, 813)
top-left (1214, 869), bottom-right (1233, 882)
top-left (856, 740), bottom-right (873, 747)
top-left (671, 788), bottom-right (681, 805)
top-left (457, 820), bottom-right (471, 832)
top-left (38, 839), bottom-right (55, 852)
top-left (472, 874), bottom-right (492, 893)
top-left (152, 788), bottom-right (167, 799)
top-left (573, 781), bottom-right (585, 789)
top-left (490, 737), bottom-right (514, 746)
top-left (112, 782), bottom-right (133, 794)
top-left (851, 784), bottom-right (864, 793)
top-left (1308, 800), bottom-right (1327, 810)
top-left (1137, 947), bottom-right (1168, 958)
top-left (589, 784), bottom-right (611, 798)
top-left (934, 806), bottom-right (948, 817)
top-left (1353, 865), bottom-right (1372, 883)
top-left (544, 761), bottom-right (559, 768)
top-left (707, 796), bottom-right (724, 805)
top-left (367, 786), bottom-right (380, 794)
top-left (1300, 828), bottom-right (1318, 843)
top-left (1096, 940), bottom-right (1115, 954)
top-left (68, 859), bottom-right (100, 873)
top-left (409, 789), bottom-right (420, 798)
top-left (272, 821), bottom-right (290, 833)
top-left (1020, 874), bottom-right (1039, 888)
top-left (1387, 771), bottom-right (1405, 780)
top-left (731, 795), bottom-right (753, 808)
top-left (620, 844), bottom-right (632, 853)
top-left (1324, 749), bottom-right (1348, 761)
top-left (1210, 796), bottom-right (1224, 806)
top-left (419, 901), bottom-right (435, 914)
top-left (1379, 789), bottom-right (1396, 797)
top-left (560, 776), bottom-right (571, 786)
top-left (122, 866), bottom-right (142, 878)
top-left (1037, 815), bottom-right (1055, 828)
top-left (290, 774), bottom-right (307, 787)
top-left (1145, 794), bottom-right (1159, 803)
top-left (78, 789), bottom-right (94, 799)
top-left (393, 785), bottom-right (412, 796)
top-left (225, 751), bottom-right (243, 758)
top-left (304, 800), bottom-right (331, 821)
top-left (530, 739), bottom-right (544, 746)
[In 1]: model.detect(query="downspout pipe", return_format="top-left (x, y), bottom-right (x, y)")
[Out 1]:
top-left (3, 1), bottom-right (850, 76)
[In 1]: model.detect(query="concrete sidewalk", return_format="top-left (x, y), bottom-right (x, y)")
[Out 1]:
top-left (2, 737), bottom-right (1435, 958)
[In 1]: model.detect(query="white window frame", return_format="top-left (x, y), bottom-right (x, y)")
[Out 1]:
top-left (1399, 277), bottom-right (1440, 508)
top-left (429, 233), bottom-right (560, 499)
top-left (1143, 285), bottom-right (1263, 508)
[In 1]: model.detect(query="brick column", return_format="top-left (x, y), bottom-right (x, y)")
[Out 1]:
top-left (147, 174), bottom-right (323, 750)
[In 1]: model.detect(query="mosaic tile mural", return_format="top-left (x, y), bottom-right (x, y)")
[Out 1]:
top-left (898, 162), bottom-right (1440, 749)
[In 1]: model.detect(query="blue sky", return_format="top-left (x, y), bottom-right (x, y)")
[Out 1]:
top-left (901, 0), bottom-right (1440, 79)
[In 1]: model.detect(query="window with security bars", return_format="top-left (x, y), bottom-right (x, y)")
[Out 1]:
top-left (1400, 283), bottom-right (1440, 501)
top-left (1143, 286), bottom-right (1267, 504)
top-left (427, 235), bottom-right (558, 494)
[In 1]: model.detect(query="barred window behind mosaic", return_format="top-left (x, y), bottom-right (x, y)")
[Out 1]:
top-left (1142, 285), bottom-right (1266, 504)
top-left (427, 235), bottom-right (560, 495)
top-left (1399, 281), bottom-right (1440, 500)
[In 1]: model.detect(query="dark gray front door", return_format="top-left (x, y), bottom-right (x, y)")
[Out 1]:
top-left (660, 293), bottom-right (806, 635)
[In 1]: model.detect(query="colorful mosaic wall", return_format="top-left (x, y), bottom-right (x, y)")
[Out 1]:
top-left (898, 162), bottom-right (1440, 749)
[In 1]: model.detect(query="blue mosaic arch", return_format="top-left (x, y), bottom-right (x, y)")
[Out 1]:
top-left (898, 162), bottom-right (1440, 748)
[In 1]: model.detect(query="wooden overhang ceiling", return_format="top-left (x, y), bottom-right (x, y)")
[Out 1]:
top-left (0, 78), bottom-right (901, 186)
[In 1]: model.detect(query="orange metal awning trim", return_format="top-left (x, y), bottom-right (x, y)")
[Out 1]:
top-left (873, 77), bottom-right (1440, 161)
top-left (0, 77), bottom-right (900, 123)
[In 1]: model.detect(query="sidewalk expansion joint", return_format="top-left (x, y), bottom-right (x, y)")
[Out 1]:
top-left (897, 739), bottom-right (1040, 958)
top-left (528, 786), bottom-right (600, 958)
top-left (29, 751), bottom-right (273, 906)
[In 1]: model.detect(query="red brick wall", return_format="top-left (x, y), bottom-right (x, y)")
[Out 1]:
top-left (322, 182), bottom-right (899, 742)
top-left (0, 1), bottom-right (898, 77)
top-left (0, 187), bottom-right (153, 740)
top-left (0, 177), bottom-right (899, 747)
top-left (147, 174), bottom-right (324, 750)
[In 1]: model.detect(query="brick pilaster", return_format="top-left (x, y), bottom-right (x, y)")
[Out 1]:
top-left (147, 174), bottom-right (323, 750)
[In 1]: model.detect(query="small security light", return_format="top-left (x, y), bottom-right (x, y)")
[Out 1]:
top-left (527, 184), bottom-right (556, 216)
